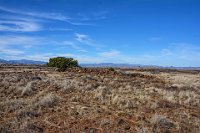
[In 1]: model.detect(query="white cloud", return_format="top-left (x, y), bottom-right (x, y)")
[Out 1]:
top-left (77, 49), bottom-right (88, 52)
top-left (0, 15), bottom-right (43, 22)
top-left (74, 33), bottom-right (90, 42)
top-left (0, 17), bottom-right (73, 32)
top-left (0, 49), bottom-right (24, 55)
top-left (66, 21), bottom-right (95, 26)
top-left (48, 28), bottom-right (72, 31)
top-left (48, 40), bottom-right (87, 53)
top-left (3, 52), bottom-right (74, 61)
top-left (161, 43), bottom-right (200, 63)
top-left (74, 33), bottom-right (103, 48)
top-left (23, 53), bottom-right (74, 61)
top-left (0, 5), bottom-right (105, 33)
top-left (2, 41), bottom-right (200, 67)
top-left (0, 35), bottom-right (42, 47)
top-left (0, 6), bottom-right (94, 26)
top-left (63, 41), bottom-right (79, 48)
top-left (92, 11), bottom-right (108, 20)
top-left (78, 11), bottom-right (108, 21)
top-left (127, 43), bottom-right (200, 67)
top-left (0, 35), bottom-right (44, 58)
top-left (0, 20), bottom-right (42, 32)
top-left (71, 50), bottom-right (123, 63)
top-left (0, 6), bottom-right (70, 21)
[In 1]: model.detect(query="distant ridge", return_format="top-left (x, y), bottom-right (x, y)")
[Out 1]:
top-left (80, 63), bottom-right (200, 70)
top-left (0, 59), bottom-right (199, 70)
top-left (80, 63), bottom-right (159, 68)
top-left (0, 59), bottom-right (47, 65)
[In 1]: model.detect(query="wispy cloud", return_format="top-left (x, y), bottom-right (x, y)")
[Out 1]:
top-left (77, 43), bottom-right (200, 66)
top-left (72, 11), bottom-right (109, 26)
top-left (1, 33), bottom-right (199, 66)
top-left (1, 50), bottom-right (75, 61)
top-left (72, 50), bottom-right (123, 63)
top-left (0, 13), bottom-right (44, 32)
top-left (0, 35), bottom-right (89, 54)
top-left (0, 35), bottom-right (44, 58)
top-left (0, 6), bottom-right (95, 26)
top-left (74, 33), bottom-right (90, 42)
top-left (23, 53), bottom-right (74, 61)
top-left (122, 42), bottom-right (200, 66)
top-left (74, 33), bottom-right (103, 48)
top-left (0, 15), bottom-right (44, 22)
top-left (0, 18), bottom-right (72, 32)
top-left (0, 20), bottom-right (42, 32)
top-left (63, 41), bottom-right (88, 52)
top-left (78, 10), bottom-right (109, 21)
top-left (0, 7), bottom-right (76, 32)
top-left (0, 6), bottom-right (70, 21)
top-left (48, 28), bottom-right (72, 31)
top-left (0, 48), bottom-right (24, 55)
top-left (66, 21), bottom-right (95, 26)
top-left (0, 35), bottom-right (42, 47)
top-left (92, 11), bottom-right (109, 20)
top-left (161, 43), bottom-right (200, 62)
top-left (0, 5), bottom-right (108, 33)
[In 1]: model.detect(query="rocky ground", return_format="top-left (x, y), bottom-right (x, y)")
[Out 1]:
top-left (0, 66), bottom-right (199, 133)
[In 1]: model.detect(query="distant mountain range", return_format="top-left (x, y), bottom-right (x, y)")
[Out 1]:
top-left (80, 63), bottom-right (200, 70)
top-left (0, 59), bottom-right (47, 65)
top-left (0, 59), bottom-right (199, 70)
top-left (0, 59), bottom-right (148, 67)
top-left (81, 63), bottom-right (200, 70)
top-left (0, 59), bottom-right (156, 67)
top-left (80, 63), bottom-right (153, 68)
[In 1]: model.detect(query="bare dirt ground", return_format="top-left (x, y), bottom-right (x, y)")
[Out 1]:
top-left (0, 65), bottom-right (199, 133)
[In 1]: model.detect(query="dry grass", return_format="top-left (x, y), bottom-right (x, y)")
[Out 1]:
top-left (35, 93), bottom-right (59, 108)
top-left (0, 66), bottom-right (199, 132)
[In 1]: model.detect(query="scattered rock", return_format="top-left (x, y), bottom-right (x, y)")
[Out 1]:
top-left (150, 115), bottom-right (175, 129)
top-left (32, 76), bottom-right (42, 81)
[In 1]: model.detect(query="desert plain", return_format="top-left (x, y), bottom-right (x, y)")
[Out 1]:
top-left (0, 65), bottom-right (200, 133)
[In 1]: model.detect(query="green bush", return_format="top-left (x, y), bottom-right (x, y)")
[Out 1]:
top-left (108, 67), bottom-right (115, 71)
top-left (47, 57), bottom-right (78, 71)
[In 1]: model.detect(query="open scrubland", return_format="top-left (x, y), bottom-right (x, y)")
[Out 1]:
top-left (0, 65), bottom-right (199, 133)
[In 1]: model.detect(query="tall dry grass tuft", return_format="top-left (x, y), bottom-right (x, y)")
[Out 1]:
top-left (35, 93), bottom-right (59, 108)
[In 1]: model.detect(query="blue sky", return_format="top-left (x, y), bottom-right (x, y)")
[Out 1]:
top-left (0, 0), bottom-right (200, 66)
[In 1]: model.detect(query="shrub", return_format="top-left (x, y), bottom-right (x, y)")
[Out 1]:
top-left (108, 67), bottom-right (115, 71)
top-left (47, 57), bottom-right (78, 71)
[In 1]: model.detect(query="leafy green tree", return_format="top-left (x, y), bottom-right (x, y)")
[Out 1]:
top-left (47, 57), bottom-right (78, 71)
